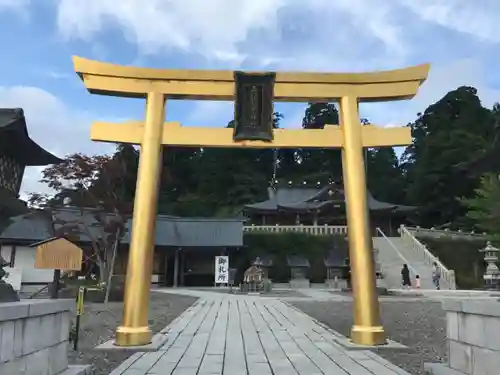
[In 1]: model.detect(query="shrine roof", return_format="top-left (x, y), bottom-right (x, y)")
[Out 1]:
top-left (1, 209), bottom-right (244, 248)
top-left (0, 108), bottom-right (63, 166)
top-left (123, 215), bottom-right (243, 247)
top-left (286, 254), bottom-right (310, 268)
top-left (244, 184), bottom-right (416, 213)
top-left (0, 211), bottom-right (53, 243)
top-left (324, 249), bottom-right (349, 268)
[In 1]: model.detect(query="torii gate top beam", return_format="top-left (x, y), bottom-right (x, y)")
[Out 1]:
top-left (73, 56), bottom-right (429, 102)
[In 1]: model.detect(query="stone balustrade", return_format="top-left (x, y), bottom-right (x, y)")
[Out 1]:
top-left (243, 224), bottom-right (348, 236)
top-left (425, 299), bottom-right (500, 375)
top-left (405, 226), bottom-right (487, 240)
top-left (0, 299), bottom-right (91, 375)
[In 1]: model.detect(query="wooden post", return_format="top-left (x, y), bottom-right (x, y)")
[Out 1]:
top-left (50, 269), bottom-right (61, 299)
top-left (173, 248), bottom-right (179, 288)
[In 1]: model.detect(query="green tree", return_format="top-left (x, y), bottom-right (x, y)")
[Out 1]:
top-left (28, 152), bottom-right (131, 288)
top-left (401, 86), bottom-right (496, 227)
top-left (299, 103), bottom-right (342, 181)
top-left (167, 113), bottom-right (285, 216)
top-left (460, 102), bottom-right (500, 175)
top-left (158, 147), bottom-right (202, 215)
top-left (366, 147), bottom-right (405, 203)
top-left (461, 173), bottom-right (500, 239)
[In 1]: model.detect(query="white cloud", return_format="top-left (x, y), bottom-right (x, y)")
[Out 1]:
top-left (279, 108), bottom-right (306, 129)
top-left (0, 0), bottom-right (30, 11)
top-left (0, 0), bottom-right (30, 20)
top-left (52, 0), bottom-right (500, 126)
top-left (402, 0), bottom-right (500, 43)
top-left (360, 59), bottom-right (500, 126)
top-left (56, 0), bottom-right (286, 63)
top-left (0, 86), bottom-right (114, 198)
top-left (184, 101), bottom-right (233, 126)
top-left (54, 0), bottom-right (500, 65)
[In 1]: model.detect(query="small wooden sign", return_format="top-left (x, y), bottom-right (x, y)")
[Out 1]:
top-left (34, 238), bottom-right (83, 271)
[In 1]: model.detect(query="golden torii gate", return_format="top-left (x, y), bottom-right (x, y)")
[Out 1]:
top-left (73, 56), bottom-right (429, 347)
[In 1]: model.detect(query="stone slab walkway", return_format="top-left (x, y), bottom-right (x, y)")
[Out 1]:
top-left (109, 291), bottom-right (411, 375)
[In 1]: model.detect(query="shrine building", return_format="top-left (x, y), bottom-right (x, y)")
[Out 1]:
top-left (243, 182), bottom-right (415, 236)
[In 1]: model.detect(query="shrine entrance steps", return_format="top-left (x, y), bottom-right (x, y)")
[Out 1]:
top-left (373, 236), bottom-right (437, 290)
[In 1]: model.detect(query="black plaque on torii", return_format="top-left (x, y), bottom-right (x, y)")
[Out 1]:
top-left (233, 71), bottom-right (276, 142)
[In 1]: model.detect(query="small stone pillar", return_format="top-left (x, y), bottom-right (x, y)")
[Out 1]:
top-left (479, 241), bottom-right (500, 289)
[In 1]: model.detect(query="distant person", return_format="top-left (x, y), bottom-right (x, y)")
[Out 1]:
top-left (401, 264), bottom-right (411, 289)
top-left (432, 262), bottom-right (441, 290)
top-left (415, 274), bottom-right (421, 289)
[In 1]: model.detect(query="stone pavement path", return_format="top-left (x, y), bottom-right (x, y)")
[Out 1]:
top-left (109, 292), bottom-right (411, 375)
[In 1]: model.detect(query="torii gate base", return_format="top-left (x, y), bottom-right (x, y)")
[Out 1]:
top-left (73, 56), bottom-right (429, 347)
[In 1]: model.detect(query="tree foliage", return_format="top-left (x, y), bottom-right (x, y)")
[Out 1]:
top-left (299, 103), bottom-right (342, 180)
top-left (28, 147), bottom-right (136, 284)
top-left (366, 147), bottom-right (405, 203)
top-left (461, 173), bottom-right (500, 238)
top-left (402, 86), bottom-right (496, 227)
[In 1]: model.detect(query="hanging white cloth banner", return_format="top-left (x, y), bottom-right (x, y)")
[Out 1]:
top-left (214, 256), bottom-right (229, 284)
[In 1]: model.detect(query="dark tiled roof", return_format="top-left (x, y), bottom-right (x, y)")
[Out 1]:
top-left (243, 187), bottom-right (318, 211)
top-left (51, 207), bottom-right (122, 243)
top-left (0, 108), bottom-right (62, 165)
top-left (0, 208), bottom-right (128, 244)
top-left (286, 255), bottom-right (310, 268)
top-left (122, 215), bottom-right (243, 247)
top-left (1, 209), bottom-right (244, 248)
top-left (0, 212), bottom-right (53, 242)
top-left (324, 249), bottom-right (349, 267)
top-left (244, 183), bottom-right (415, 212)
top-left (279, 200), bottom-right (333, 211)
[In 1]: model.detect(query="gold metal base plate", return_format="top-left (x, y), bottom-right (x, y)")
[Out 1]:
top-left (115, 326), bottom-right (153, 347)
top-left (350, 325), bottom-right (386, 346)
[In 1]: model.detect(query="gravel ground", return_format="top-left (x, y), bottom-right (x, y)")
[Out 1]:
top-left (291, 299), bottom-right (447, 375)
top-left (68, 292), bottom-right (197, 375)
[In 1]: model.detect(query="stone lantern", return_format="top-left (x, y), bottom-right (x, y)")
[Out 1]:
top-left (479, 241), bottom-right (500, 289)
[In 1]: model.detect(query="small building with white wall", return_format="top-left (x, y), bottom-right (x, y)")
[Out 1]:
top-left (0, 214), bottom-right (56, 285)
top-left (0, 210), bottom-right (244, 288)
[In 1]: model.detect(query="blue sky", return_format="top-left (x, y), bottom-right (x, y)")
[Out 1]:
top-left (1, 0), bottom-right (499, 196)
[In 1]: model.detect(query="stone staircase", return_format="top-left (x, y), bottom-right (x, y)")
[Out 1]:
top-left (373, 236), bottom-right (435, 289)
top-left (373, 228), bottom-right (456, 290)
top-left (372, 236), bottom-right (410, 289)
